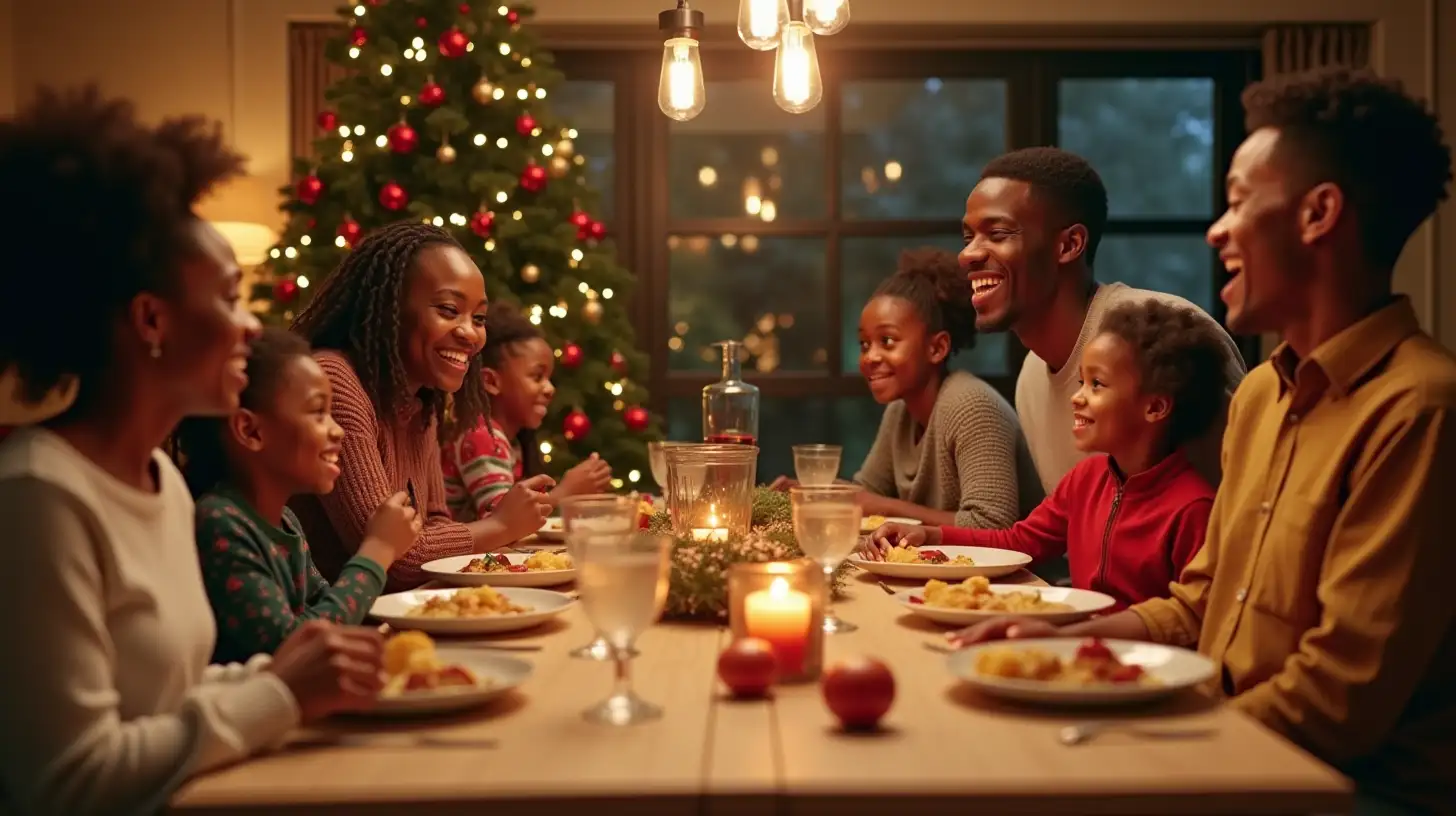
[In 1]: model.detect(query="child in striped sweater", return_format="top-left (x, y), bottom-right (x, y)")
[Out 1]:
top-left (174, 328), bottom-right (422, 662)
top-left (443, 303), bottom-right (612, 520)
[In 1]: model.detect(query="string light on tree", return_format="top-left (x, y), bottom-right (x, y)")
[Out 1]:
top-left (520, 262), bottom-right (541, 283)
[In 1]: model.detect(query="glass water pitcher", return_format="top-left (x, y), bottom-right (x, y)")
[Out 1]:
top-left (701, 340), bottom-right (759, 446)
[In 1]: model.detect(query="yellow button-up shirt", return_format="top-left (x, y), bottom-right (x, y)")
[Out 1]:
top-left (1130, 297), bottom-right (1456, 811)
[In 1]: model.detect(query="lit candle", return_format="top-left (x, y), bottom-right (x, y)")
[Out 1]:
top-left (690, 504), bottom-right (729, 542)
top-left (744, 577), bottom-right (811, 675)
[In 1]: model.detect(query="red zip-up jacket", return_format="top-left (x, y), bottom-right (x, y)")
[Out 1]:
top-left (940, 450), bottom-right (1214, 610)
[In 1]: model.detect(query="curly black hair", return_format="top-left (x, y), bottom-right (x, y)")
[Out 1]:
top-left (289, 221), bottom-right (489, 437)
top-left (1096, 299), bottom-right (1230, 449)
top-left (1242, 68), bottom-right (1452, 270)
top-left (171, 327), bottom-right (312, 497)
top-left (872, 248), bottom-right (977, 368)
top-left (0, 85), bottom-right (244, 409)
top-left (480, 302), bottom-right (547, 476)
top-left (980, 147), bottom-right (1109, 267)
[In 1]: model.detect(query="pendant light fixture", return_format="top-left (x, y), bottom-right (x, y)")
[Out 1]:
top-left (772, 0), bottom-right (823, 113)
top-left (657, 0), bottom-right (707, 121)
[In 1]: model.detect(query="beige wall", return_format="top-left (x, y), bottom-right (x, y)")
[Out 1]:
top-left (4, 0), bottom-right (1454, 350)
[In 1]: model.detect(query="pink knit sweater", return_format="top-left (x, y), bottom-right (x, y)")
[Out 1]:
top-left (290, 351), bottom-right (474, 592)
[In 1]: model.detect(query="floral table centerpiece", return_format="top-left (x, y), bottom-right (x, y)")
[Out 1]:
top-left (647, 487), bottom-right (852, 621)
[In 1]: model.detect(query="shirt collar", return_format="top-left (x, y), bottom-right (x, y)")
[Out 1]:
top-left (1107, 448), bottom-right (1192, 494)
top-left (1270, 296), bottom-right (1421, 399)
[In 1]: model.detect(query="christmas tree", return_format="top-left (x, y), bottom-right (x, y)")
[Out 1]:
top-left (256, 0), bottom-right (660, 489)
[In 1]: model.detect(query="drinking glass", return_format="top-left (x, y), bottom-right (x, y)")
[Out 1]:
top-left (792, 444), bottom-right (842, 486)
top-left (577, 532), bottom-right (673, 725)
top-left (789, 485), bottom-right (862, 634)
top-left (560, 494), bottom-right (640, 661)
top-left (647, 441), bottom-right (694, 494)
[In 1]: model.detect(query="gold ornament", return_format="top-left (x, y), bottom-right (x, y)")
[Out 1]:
top-left (548, 155), bottom-right (570, 178)
top-left (554, 138), bottom-right (575, 158)
top-left (471, 77), bottom-right (495, 104)
top-left (583, 299), bottom-right (604, 324)
top-left (520, 263), bottom-right (541, 283)
top-left (436, 143), bottom-right (457, 164)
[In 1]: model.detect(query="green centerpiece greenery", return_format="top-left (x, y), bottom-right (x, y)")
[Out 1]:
top-left (649, 487), bottom-right (853, 621)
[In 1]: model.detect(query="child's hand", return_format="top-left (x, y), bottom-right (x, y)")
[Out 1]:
top-left (360, 491), bottom-right (422, 568)
top-left (268, 621), bottom-right (384, 722)
top-left (861, 522), bottom-right (937, 561)
top-left (767, 476), bottom-right (798, 492)
top-left (556, 454), bottom-right (612, 498)
top-left (494, 475), bottom-right (554, 540)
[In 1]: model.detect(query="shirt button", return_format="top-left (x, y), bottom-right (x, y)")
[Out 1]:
top-left (1288, 413), bottom-right (1300, 424)
top-left (1259, 501), bottom-right (1272, 513)
top-left (1236, 588), bottom-right (1248, 602)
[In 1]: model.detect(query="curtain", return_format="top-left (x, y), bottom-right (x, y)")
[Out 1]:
top-left (1261, 24), bottom-right (1371, 75)
top-left (288, 23), bottom-right (353, 161)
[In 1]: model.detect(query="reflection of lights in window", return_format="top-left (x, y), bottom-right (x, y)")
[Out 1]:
top-left (811, 348), bottom-right (829, 365)
top-left (741, 235), bottom-right (760, 253)
top-left (757, 313), bottom-right (776, 333)
top-left (760, 200), bottom-right (778, 222)
top-left (861, 166), bottom-right (879, 194)
top-left (667, 235), bottom-right (682, 250)
top-left (761, 146), bottom-right (779, 166)
top-left (698, 166), bottom-right (718, 186)
top-left (745, 196), bottom-right (763, 216)
top-left (743, 333), bottom-right (763, 353)
top-left (884, 160), bottom-right (903, 182)
top-left (668, 337), bottom-right (684, 351)
top-left (768, 174), bottom-right (782, 191)
top-left (925, 77), bottom-right (943, 94)
top-left (721, 234), bottom-right (738, 248)
top-left (686, 235), bottom-right (711, 253)
top-left (779, 313), bottom-right (795, 328)
top-left (700, 347), bottom-right (718, 363)
top-left (742, 176), bottom-right (763, 212)
top-left (674, 321), bottom-right (689, 335)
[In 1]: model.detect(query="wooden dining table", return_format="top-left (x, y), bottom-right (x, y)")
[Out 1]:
top-left (170, 567), bottom-right (1352, 815)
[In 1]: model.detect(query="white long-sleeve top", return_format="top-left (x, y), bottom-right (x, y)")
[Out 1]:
top-left (0, 427), bottom-right (300, 816)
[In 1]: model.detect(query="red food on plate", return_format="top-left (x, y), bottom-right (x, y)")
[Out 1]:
top-left (917, 549), bottom-right (949, 563)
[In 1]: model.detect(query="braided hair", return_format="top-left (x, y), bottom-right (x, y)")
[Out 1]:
top-left (872, 247), bottom-right (978, 370)
top-left (290, 222), bottom-right (490, 437)
top-left (481, 302), bottom-right (547, 476)
top-left (171, 327), bottom-right (311, 497)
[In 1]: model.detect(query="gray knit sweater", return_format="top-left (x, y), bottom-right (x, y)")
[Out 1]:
top-left (852, 371), bottom-right (1042, 528)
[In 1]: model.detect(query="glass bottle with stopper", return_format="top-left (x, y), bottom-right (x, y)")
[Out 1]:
top-left (702, 340), bottom-right (759, 446)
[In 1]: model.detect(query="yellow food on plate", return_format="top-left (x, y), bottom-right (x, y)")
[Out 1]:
top-left (524, 550), bottom-right (572, 571)
top-left (884, 545), bottom-right (974, 565)
top-left (407, 585), bottom-right (532, 618)
top-left (973, 640), bottom-right (1158, 687)
top-left (381, 631), bottom-right (484, 696)
top-left (861, 514), bottom-right (887, 531)
top-left (459, 551), bottom-right (573, 573)
top-left (922, 576), bottom-right (1072, 612)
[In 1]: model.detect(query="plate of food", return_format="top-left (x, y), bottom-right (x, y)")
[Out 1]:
top-left (370, 585), bottom-right (576, 635)
top-left (365, 631), bottom-right (533, 715)
top-left (896, 577), bottom-right (1115, 626)
top-left (946, 637), bottom-right (1216, 706)
top-left (860, 515), bottom-right (920, 534)
top-left (422, 551), bottom-right (575, 587)
top-left (534, 517), bottom-right (566, 541)
top-left (848, 545), bottom-right (1031, 580)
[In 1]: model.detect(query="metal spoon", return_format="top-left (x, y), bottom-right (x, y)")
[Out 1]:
top-left (1058, 722), bottom-right (1216, 746)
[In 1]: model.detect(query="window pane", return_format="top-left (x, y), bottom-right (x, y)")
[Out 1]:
top-left (551, 81), bottom-right (615, 222)
top-left (667, 236), bottom-right (828, 373)
top-left (1096, 235), bottom-right (1216, 314)
top-left (839, 236), bottom-right (1008, 375)
top-left (841, 79), bottom-right (1007, 220)
top-left (1058, 79), bottom-right (1216, 219)
top-left (666, 396), bottom-right (885, 483)
top-left (668, 81), bottom-right (827, 221)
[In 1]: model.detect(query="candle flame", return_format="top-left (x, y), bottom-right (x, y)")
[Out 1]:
top-left (769, 577), bottom-right (790, 598)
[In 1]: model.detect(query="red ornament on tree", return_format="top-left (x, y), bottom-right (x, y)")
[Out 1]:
top-left (468, 210), bottom-right (495, 238)
top-left (624, 406), bottom-right (650, 432)
top-left (587, 220), bottom-right (608, 241)
top-left (438, 27), bottom-right (470, 58)
top-left (570, 210), bottom-right (591, 229)
top-left (559, 343), bottom-right (584, 368)
top-left (387, 123), bottom-right (418, 154)
top-left (336, 217), bottom-right (363, 247)
top-left (295, 174), bottom-right (324, 205)
top-left (515, 113), bottom-right (537, 136)
top-left (350, 26), bottom-right (367, 46)
top-left (273, 276), bottom-right (300, 304)
top-left (563, 409), bottom-right (591, 440)
top-left (458, 3), bottom-right (471, 12)
top-left (520, 163), bottom-right (547, 193)
top-left (317, 110), bottom-right (338, 131)
top-left (506, 9), bottom-right (520, 23)
top-left (610, 350), bottom-right (628, 373)
top-left (419, 81), bottom-right (445, 106)
top-left (378, 181), bottom-right (409, 211)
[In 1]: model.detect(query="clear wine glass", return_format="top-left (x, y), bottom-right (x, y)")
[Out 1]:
top-left (647, 441), bottom-right (693, 495)
top-left (789, 484), bottom-right (862, 634)
top-left (577, 532), bottom-right (672, 725)
top-left (560, 494), bottom-right (640, 661)
top-left (792, 444), bottom-right (842, 486)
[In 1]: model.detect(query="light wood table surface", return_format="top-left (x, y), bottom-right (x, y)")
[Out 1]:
top-left (171, 568), bottom-right (1351, 814)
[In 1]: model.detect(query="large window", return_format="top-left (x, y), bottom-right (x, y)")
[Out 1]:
top-left (512, 46), bottom-right (1257, 480)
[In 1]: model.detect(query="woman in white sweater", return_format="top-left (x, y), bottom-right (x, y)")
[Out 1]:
top-left (0, 87), bottom-right (389, 816)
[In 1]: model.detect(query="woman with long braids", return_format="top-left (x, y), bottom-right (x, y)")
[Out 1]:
top-left (0, 87), bottom-right (385, 815)
top-left (289, 222), bottom-right (553, 591)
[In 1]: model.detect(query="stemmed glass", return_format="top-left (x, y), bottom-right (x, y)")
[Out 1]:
top-left (647, 441), bottom-right (694, 495)
top-left (577, 531), bottom-right (673, 725)
top-left (792, 444), bottom-right (842, 485)
top-left (560, 494), bottom-right (640, 661)
top-left (789, 484), bottom-right (862, 634)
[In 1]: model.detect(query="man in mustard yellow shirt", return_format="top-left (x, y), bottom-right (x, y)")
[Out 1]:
top-left (951, 68), bottom-right (1456, 813)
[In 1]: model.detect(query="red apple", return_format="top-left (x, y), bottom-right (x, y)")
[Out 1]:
top-left (822, 656), bottom-right (895, 729)
top-left (718, 637), bottom-right (778, 697)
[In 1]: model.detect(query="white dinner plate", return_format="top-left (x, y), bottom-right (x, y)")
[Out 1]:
top-left (848, 545), bottom-right (1032, 580)
top-left (895, 584), bottom-right (1116, 626)
top-left (367, 649), bottom-right (533, 716)
top-left (860, 515), bottom-right (920, 533)
top-left (535, 517), bottom-right (566, 541)
top-left (370, 587), bottom-right (576, 635)
top-left (421, 553), bottom-right (576, 588)
top-left (947, 638), bottom-right (1217, 707)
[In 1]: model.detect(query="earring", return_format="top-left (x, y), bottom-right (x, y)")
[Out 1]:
top-left (149, 341), bottom-right (162, 359)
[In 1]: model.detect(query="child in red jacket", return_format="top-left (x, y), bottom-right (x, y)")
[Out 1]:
top-left (865, 299), bottom-right (1233, 610)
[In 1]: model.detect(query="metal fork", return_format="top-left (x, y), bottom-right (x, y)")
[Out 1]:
top-left (1058, 721), bottom-right (1215, 746)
